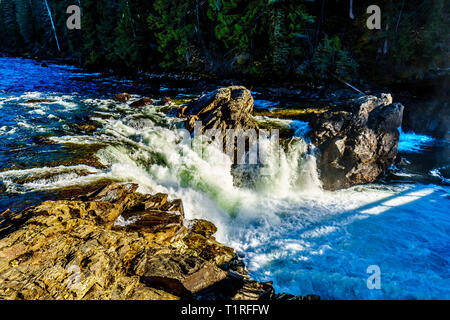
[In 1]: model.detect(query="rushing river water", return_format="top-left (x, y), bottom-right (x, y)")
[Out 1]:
top-left (0, 57), bottom-right (449, 300)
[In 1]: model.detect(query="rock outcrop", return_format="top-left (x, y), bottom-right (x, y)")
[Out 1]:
top-left (309, 93), bottom-right (404, 190)
top-left (130, 97), bottom-right (154, 108)
top-left (114, 93), bottom-right (131, 102)
top-left (0, 183), bottom-right (316, 300)
top-left (178, 86), bottom-right (257, 134)
top-left (156, 97), bottom-right (172, 106)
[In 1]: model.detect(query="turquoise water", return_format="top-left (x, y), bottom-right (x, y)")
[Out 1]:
top-left (0, 57), bottom-right (449, 299)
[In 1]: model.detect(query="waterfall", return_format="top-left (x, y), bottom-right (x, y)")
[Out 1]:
top-left (42, 0), bottom-right (61, 52)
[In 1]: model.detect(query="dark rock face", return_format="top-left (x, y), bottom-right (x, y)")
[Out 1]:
top-left (309, 94), bottom-right (404, 190)
top-left (189, 219), bottom-right (217, 238)
top-left (25, 99), bottom-right (56, 104)
top-left (402, 98), bottom-right (449, 139)
top-left (179, 86), bottom-right (257, 134)
top-left (395, 74), bottom-right (449, 139)
top-left (140, 253), bottom-right (227, 297)
top-left (114, 93), bottom-right (131, 102)
top-left (156, 97), bottom-right (172, 106)
top-left (130, 97), bottom-right (154, 108)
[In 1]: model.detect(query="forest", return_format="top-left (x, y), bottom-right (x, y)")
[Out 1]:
top-left (0, 0), bottom-right (448, 85)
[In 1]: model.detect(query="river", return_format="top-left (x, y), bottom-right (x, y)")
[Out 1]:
top-left (0, 57), bottom-right (449, 299)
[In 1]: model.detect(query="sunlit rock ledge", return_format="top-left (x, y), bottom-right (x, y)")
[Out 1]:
top-left (0, 182), bottom-right (319, 301)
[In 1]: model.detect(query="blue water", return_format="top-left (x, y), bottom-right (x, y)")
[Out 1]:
top-left (0, 57), bottom-right (449, 300)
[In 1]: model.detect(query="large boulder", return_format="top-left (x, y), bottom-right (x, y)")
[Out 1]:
top-left (309, 93), bottom-right (404, 190)
top-left (114, 93), bottom-right (131, 102)
top-left (130, 97), bottom-right (154, 108)
top-left (179, 86), bottom-right (257, 134)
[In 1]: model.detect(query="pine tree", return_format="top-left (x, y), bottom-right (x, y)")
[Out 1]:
top-left (148, 0), bottom-right (196, 69)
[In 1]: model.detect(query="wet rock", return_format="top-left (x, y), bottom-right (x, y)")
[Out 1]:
top-left (189, 219), bottom-right (217, 238)
top-left (25, 99), bottom-right (56, 104)
top-left (402, 97), bottom-right (450, 139)
top-left (78, 124), bottom-right (97, 132)
top-left (32, 136), bottom-right (57, 145)
top-left (156, 97), bottom-right (172, 106)
top-left (139, 253), bottom-right (227, 297)
top-left (130, 97), bottom-right (154, 108)
top-left (232, 280), bottom-right (275, 300)
top-left (119, 207), bottom-right (184, 237)
top-left (0, 182), bottom-right (6, 194)
top-left (182, 228), bottom-right (235, 266)
top-left (114, 93), bottom-right (131, 102)
top-left (178, 86), bottom-right (257, 134)
top-left (0, 183), bottom-right (312, 300)
top-left (309, 93), bottom-right (404, 190)
top-left (0, 181), bottom-right (319, 300)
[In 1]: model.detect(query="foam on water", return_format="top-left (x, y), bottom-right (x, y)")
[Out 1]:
top-left (0, 165), bottom-right (103, 193)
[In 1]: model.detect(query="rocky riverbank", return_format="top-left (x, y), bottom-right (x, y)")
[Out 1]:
top-left (309, 93), bottom-right (404, 190)
top-left (0, 183), bottom-right (319, 300)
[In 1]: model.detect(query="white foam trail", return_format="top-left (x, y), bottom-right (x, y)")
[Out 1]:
top-left (0, 165), bottom-right (103, 193)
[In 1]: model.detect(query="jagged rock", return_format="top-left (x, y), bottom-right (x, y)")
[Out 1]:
top-left (130, 97), bottom-right (154, 108)
top-left (0, 183), bottom-right (311, 300)
top-left (32, 136), bottom-right (57, 145)
top-left (178, 86), bottom-right (257, 134)
top-left (189, 219), bottom-right (217, 238)
top-left (156, 97), bottom-right (172, 106)
top-left (402, 97), bottom-right (450, 139)
top-left (78, 124), bottom-right (97, 132)
top-left (114, 93), bottom-right (131, 102)
top-left (232, 280), bottom-right (275, 300)
top-left (25, 99), bottom-right (56, 104)
top-left (183, 226), bottom-right (235, 267)
top-left (309, 93), bottom-right (404, 190)
top-left (139, 253), bottom-right (227, 297)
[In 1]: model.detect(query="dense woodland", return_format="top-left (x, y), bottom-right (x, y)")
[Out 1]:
top-left (0, 0), bottom-right (448, 84)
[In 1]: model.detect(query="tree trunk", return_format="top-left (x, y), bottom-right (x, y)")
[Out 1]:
top-left (42, 0), bottom-right (60, 52)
